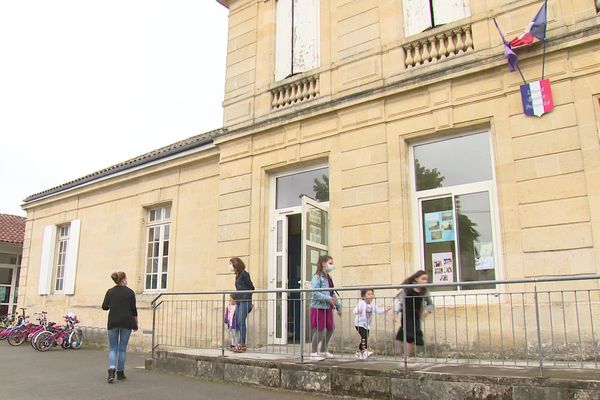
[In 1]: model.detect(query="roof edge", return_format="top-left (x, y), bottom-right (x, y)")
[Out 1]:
top-left (23, 128), bottom-right (227, 204)
top-left (216, 0), bottom-right (229, 9)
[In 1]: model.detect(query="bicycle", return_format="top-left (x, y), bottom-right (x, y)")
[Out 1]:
top-left (34, 313), bottom-right (83, 352)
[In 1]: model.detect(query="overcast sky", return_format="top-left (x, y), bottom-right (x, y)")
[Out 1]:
top-left (0, 1), bottom-right (228, 216)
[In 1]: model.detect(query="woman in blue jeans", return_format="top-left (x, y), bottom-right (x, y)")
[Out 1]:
top-left (230, 257), bottom-right (254, 353)
top-left (102, 271), bottom-right (138, 383)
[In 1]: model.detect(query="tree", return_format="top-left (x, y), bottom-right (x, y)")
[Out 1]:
top-left (312, 174), bottom-right (329, 203)
top-left (414, 159), bottom-right (445, 190)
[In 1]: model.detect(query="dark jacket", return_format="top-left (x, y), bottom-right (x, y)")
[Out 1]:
top-left (235, 270), bottom-right (255, 301)
top-left (102, 285), bottom-right (138, 330)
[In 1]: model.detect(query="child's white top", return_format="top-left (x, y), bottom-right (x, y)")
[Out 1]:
top-left (353, 299), bottom-right (386, 329)
top-left (226, 304), bottom-right (237, 327)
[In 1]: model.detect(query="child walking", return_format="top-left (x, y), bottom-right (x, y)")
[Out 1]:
top-left (353, 289), bottom-right (391, 360)
top-left (224, 294), bottom-right (239, 350)
top-left (394, 270), bottom-right (434, 358)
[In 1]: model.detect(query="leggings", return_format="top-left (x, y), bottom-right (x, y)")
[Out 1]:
top-left (355, 326), bottom-right (369, 351)
top-left (311, 328), bottom-right (334, 353)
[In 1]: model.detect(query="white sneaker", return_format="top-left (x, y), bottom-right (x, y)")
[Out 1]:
top-left (309, 352), bottom-right (323, 361)
top-left (324, 352), bottom-right (335, 359)
top-left (363, 351), bottom-right (374, 359)
top-left (354, 351), bottom-right (363, 360)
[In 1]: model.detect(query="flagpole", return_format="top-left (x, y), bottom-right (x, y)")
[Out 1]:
top-left (541, 0), bottom-right (548, 79)
top-left (516, 65), bottom-right (527, 85)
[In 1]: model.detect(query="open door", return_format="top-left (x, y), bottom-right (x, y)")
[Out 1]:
top-left (269, 215), bottom-right (289, 345)
top-left (301, 196), bottom-right (329, 342)
top-left (301, 196), bottom-right (329, 286)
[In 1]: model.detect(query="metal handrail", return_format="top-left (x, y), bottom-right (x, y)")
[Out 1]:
top-left (150, 274), bottom-right (600, 373)
top-left (150, 274), bottom-right (600, 306)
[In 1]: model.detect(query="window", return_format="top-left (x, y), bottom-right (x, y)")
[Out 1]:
top-left (275, 0), bottom-right (320, 81)
top-left (145, 205), bottom-right (171, 291)
top-left (403, 0), bottom-right (470, 37)
top-left (53, 225), bottom-right (70, 292)
top-left (411, 131), bottom-right (500, 291)
top-left (275, 167), bottom-right (329, 209)
top-left (38, 220), bottom-right (81, 295)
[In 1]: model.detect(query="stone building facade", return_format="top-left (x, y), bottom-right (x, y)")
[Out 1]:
top-left (18, 0), bottom-right (600, 349)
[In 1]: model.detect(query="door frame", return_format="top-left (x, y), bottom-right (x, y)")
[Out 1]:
top-left (267, 164), bottom-right (329, 344)
top-left (0, 264), bottom-right (18, 316)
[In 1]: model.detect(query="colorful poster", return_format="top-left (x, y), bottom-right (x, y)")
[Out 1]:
top-left (424, 210), bottom-right (455, 243)
top-left (474, 242), bottom-right (495, 271)
top-left (432, 252), bottom-right (454, 283)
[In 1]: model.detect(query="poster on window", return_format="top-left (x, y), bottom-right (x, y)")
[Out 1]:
top-left (474, 242), bottom-right (494, 271)
top-left (425, 210), bottom-right (455, 243)
top-left (432, 252), bottom-right (454, 283)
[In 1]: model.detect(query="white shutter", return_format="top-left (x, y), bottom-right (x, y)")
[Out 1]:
top-left (275, 0), bottom-right (293, 81)
top-left (433, 0), bottom-right (470, 25)
top-left (63, 220), bottom-right (81, 295)
top-left (404, 0), bottom-right (433, 37)
top-left (38, 225), bottom-right (57, 295)
top-left (292, 0), bottom-right (320, 74)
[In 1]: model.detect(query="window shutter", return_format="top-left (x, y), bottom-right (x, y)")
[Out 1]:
top-left (63, 220), bottom-right (81, 295)
top-left (275, 0), bottom-right (293, 81)
top-left (432, 0), bottom-right (470, 25)
top-left (38, 225), bottom-right (57, 295)
top-left (404, 0), bottom-right (433, 37)
top-left (292, 0), bottom-right (320, 74)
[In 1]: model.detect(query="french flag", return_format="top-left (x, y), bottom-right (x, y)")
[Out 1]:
top-left (509, 2), bottom-right (547, 48)
top-left (520, 79), bottom-right (554, 117)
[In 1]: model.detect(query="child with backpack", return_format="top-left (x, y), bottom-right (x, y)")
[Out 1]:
top-left (224, 294), bottom-right (239, 350)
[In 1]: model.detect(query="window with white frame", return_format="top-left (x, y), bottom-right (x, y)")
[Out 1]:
top-left (38, 220), bottom-right (81, 296)
top-left (275, 0), bottom-right (320, 81)
top-left (53, 225), bottom-right (70, 292)
top-left (403, 0), bottom-right (470, 37)
top-left (145, 205), bottom-right (171, 291)
top-left (411, 131), bottom-right (500, 291)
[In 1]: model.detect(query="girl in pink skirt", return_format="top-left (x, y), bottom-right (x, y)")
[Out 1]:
top-left (309, 255), bottom-right (342, 360)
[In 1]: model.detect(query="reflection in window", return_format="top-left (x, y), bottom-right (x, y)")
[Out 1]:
top-left (414, 132), bottom-right (498, 291)
top-left (414, 132), bottom-right (492, 191)
top-left (276, 167), bottom-right (329, 209)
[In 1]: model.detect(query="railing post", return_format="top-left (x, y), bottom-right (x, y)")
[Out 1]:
top-left (533, 282), bottom-right (544, 377)
top-left (151, 300), bottom-right (157, 360)
top-left (300, 289), bottom-right (306, 363)
top-left (221, 293), bottom-right (226, 357)
top-left (402, 294), bottom-right (408, 370)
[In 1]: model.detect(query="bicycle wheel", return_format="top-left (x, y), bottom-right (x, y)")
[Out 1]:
top-left (7, 330), bottom-right (26, 346)
top-left (31, 330), bottom-right (47, 350)
top-left (35, 332), bottom-right (53, 352)
top-left (68, 330), bottom-right (82, 350)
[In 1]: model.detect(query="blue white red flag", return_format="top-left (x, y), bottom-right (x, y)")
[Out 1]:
top-left (510, 1), bottom-right (547, 48)
top-left (520, 79), bottom-right (554, 117)
top-left (493, 18), bottom-right (519, 72)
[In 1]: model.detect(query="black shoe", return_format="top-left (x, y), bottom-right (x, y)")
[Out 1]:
top-left (116, 370), bottom-right (126, 380)
top-left (107, 368), bottom-right (116, 383)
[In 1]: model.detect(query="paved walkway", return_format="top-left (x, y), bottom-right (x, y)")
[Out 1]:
top-left (0, 344), bottom-right (338, 400)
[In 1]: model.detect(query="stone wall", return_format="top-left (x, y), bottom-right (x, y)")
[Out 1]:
top-left (148, 350), bottom-right (600, 399)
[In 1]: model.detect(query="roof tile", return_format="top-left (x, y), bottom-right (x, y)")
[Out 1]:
top-left (0, 214), bottom-right (26, 244)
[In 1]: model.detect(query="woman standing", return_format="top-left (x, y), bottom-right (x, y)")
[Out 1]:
top-left (310, 255), bottom-right (341, 360)
top-left (230, 257), bottom-right (254, 353)
top-left (395, 270), bottom-right (433, 358)
top-left (102, 271), bottom-right (138, 383)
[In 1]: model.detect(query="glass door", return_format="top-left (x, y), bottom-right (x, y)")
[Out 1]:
top-left (0, 267), bottom-right (15, 316)
top-left (269, 215), bottom-right (289, 344)
top-left (301, 196), bottom-right (329, 341)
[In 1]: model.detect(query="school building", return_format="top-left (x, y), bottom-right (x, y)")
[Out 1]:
top-left (17, 0), bottom-right (600, 349)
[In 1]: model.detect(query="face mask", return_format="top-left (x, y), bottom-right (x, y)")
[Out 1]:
top-left (326, 264), bottom-right (334, 272)
top-left (228, 263), bottom-right (234, 273)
